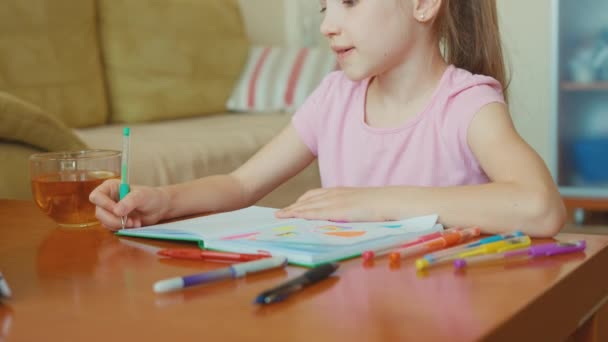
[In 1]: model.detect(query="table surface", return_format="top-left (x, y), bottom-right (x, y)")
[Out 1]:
top-left (1, 200), bottom-right (608, 342)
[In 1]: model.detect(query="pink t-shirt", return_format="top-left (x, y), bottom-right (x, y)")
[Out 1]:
top-left (292, 65), bottom-right (505, 188)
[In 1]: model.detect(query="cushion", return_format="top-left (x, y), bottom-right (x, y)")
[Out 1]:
top-left (226, 46), bottom-right (337, 113)
top-left (0, 0), bottom-right (109, 128)
top-left (0, 92), bottom-right (87, 152)
top-left (0, 143), bottom-right (43, 199)
top-left (98, 0), bottom-right (249, 123)
top-left (74, 112), bottom-right (321, 207)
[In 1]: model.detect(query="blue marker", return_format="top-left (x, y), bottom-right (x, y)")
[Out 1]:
top-left (153, 256), bottom-right (287, 293)
top-left (423, 230), bottom-right (524, 262)
top-left (119, 127), bottom-right (131, 229)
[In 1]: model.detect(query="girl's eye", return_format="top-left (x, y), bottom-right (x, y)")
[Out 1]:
top-left (321, 0), bottom-right (356, 13)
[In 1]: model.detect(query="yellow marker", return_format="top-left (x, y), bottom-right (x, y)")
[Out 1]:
top-left (415, 236), bottom-right (531, 271)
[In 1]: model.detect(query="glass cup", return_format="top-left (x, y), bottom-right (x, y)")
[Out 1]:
top-left (29, 150), bottom-right (121, 228)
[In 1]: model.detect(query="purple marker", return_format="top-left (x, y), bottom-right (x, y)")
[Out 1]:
top-left (453, 240), bottom-right (586, 269)
top-left (153, 256), bottom-right (287, 293)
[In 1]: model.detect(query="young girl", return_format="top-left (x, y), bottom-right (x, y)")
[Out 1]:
top-left (90, 0), bottom-right (565, 237)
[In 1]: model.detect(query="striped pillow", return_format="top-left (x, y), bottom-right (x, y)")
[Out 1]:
top-left (226, 46), bottom-right (337, 113)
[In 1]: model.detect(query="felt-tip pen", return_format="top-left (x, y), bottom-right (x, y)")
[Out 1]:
top-left (254, 262), bottom-right (339, 304)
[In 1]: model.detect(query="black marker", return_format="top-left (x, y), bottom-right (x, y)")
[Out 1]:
top-left (254, 262), bottom-right (339, 304)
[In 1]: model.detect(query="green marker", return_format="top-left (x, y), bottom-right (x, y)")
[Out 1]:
top-left (119, 127), bottom-right (131, 229)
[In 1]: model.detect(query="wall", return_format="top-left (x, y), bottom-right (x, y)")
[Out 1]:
top-left (498, 0), bottom-right (553, 165)
top-left (238, 0), bottom-right (555, 164)
top-left (237, 0), bottom-right (285, 45)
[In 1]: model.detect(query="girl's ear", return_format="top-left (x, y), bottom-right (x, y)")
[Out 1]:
top-left (412, 0), bottom-right (442, 23)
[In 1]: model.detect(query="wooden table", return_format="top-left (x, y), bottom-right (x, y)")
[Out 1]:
top-left (1, 200), bottom-right (608, 342)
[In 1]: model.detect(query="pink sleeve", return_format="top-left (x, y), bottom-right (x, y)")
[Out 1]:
top-left (449, 79), bottom-right (505, 169)
top-left (291, 72), bottom-right (338, 156)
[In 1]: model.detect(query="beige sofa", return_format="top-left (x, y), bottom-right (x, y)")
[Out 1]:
top-left (0, 0), bottom-right (320, 207)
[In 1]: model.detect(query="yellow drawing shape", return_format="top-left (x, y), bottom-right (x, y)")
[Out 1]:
top-left (277, 232), bottom-right (297, 238)
top-left (272, 225), bottom-right (296, 232)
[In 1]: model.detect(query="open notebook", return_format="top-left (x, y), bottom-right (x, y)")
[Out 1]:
top-left (117, 206), bottom-right (442, 267)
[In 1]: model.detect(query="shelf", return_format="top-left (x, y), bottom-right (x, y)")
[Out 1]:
top-left (563, 197), bottom-right (608, 211)
top-left (559, 186), bottom-right (608, 198)
top-left (554, 0), bottom-right (608, 201)
top-left (561, 82), bottom-right (608, 91)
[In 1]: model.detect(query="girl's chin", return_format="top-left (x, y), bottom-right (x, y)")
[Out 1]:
top-left (340, 66), bottom-right (370, 82)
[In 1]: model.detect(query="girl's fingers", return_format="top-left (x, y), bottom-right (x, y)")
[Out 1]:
top-left (296, 188), bottom-right (329, 203)
top-left (96, 205), bottom-right (144, 230)
top-left (281, 191), bottom-right (331, 214)
top-left (279, 189), bottom-right (343, 218)
top-left (113, 190), bottom-right (144, 217)
top-left (278, 199), bottom-right (330, 218)
top-left (95, 206), bottom-right (123, 231)
top-left (89, 179), bottom-right (121, 212)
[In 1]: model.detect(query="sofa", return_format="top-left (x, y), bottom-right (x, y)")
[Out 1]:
top-left (0, 0), bottom-right (321, 208)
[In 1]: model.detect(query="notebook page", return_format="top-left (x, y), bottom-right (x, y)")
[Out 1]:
top-left (119, 206), bottom-right (280, 240)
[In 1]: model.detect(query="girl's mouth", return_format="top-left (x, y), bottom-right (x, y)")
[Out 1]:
top-left (336, 47), bottom-right (354, 60)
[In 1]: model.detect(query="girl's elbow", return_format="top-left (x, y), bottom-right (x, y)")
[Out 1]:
top-left (526, 190), bottom-right (567, 238)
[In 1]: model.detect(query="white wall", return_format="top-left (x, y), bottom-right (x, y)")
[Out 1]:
top-left (238, 0), bottom-right (555, 163)
top-left (237, 0), bottom-right (285, 45)
top-left (238, 0), bottom-right (324, 46)
top-left (498, 0), bottom-right (553, 164)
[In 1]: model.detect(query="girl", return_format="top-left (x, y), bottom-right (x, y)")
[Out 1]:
top-left (90, 0), bottom-right (565, 237)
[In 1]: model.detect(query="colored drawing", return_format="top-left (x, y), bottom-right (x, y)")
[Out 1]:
top-left (221, 225), bottom-right (297, 241)
top-left (311, 224), bottom-right (368, 238)
top-left (263, 225), bottom-right (298, 239)
top-left (275, 231), bottom-right (298, 238)
top-left (323, 231), bottom-right (366, 237)
top-left (220, 231), bottom-right (260, 240)
top-left (217, 214), bottom-right (440, 246)
top-left (314, 225), bottom-right (352, 232)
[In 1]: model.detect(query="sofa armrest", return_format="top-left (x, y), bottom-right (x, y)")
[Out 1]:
top-left (0, 92), bottom-right (87, 152)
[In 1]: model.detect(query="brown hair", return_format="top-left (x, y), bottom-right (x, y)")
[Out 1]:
top-left (436, 0), bottom-right (510, 100)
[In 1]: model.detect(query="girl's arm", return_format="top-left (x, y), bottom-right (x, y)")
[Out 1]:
top-left (162, 123), bottom-right (315, 219)
top-left (439, 102), bottom-right (566, 236)
top-left (277, 103), bottom-right (566, 237)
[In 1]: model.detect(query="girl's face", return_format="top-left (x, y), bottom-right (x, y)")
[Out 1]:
top-left (320, 0), bottom-right (419, 81)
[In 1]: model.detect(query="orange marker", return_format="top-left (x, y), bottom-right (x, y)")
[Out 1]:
top-left (361, 228), bottom-right (461, 262)
top-left (389, 228), bottom-right (479, 263)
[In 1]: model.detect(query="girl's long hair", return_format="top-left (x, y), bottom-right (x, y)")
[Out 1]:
top-left (436, 0), bottom-right (510, 101)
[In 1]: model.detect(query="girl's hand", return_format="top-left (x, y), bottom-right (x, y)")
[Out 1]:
top-left (89, 179), bottom-right (170, 231)
top-left (275, 187), bottom-right (393, 222)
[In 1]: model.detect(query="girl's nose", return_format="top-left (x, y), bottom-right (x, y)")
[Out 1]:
top-left (320, 10), bottom-right (341, 38)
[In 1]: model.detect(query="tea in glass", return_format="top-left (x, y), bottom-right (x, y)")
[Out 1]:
top-left (29, 150), bottom-right (121, 227)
